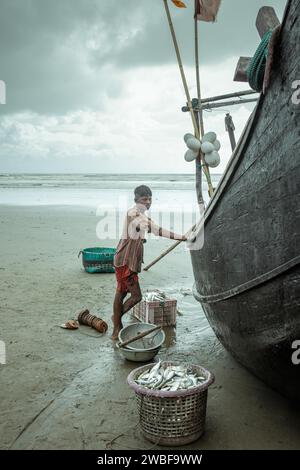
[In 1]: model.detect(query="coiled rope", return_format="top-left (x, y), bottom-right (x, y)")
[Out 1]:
top-left (247, 30), bottom-right (273, 92)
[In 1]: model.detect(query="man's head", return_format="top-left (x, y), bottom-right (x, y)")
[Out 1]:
top-left (134, 185), bottom-right (152, 210)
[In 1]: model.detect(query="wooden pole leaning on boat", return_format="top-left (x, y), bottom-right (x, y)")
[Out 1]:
top-left (163, 0), bottom-right (214, 198)
top-left (143, 221), bottom-right (201, 271)
top-left (143, 239), bottom-right (182, 272)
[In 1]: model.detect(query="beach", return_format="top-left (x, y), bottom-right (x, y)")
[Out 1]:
top-left (0, 175), bottom-right (300, 450)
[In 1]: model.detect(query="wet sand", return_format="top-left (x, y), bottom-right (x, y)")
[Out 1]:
top-left (0, 205), bottom-right (300, 450)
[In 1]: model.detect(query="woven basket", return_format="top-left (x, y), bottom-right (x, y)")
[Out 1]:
top-left (78, 247), bottom-right (116, 273)
top-left (127, 361), bottom-right (214, 446)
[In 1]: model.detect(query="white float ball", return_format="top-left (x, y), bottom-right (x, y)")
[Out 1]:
top-left (187, 137), bottom-right (201, 152)
top-left (201, 141), bottom-right (215, 154)
top-left (184, 149), bottom-right (198, 162)
top-left (202, 131), bottom-right (217, 143)
top-left (213, 139), bottom-right (221, 151)
top-left (184, 133), bottom-right (195, 144)
top-left (205, 151), bottom-right (220, 168)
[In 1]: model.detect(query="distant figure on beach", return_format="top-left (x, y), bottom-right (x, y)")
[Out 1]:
top-left (112, 185), bottom-right (186, 340)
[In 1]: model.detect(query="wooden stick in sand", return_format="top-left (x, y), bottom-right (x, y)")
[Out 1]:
top-left (118, 325), bottom-right (162, 349)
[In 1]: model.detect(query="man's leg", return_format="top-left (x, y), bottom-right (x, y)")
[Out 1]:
top-left (122, 279), bottom-right (142, 315)
top-left (111, 275), bottom-right (142, 341)
top-left (111, 290), bottom-right (127, 340)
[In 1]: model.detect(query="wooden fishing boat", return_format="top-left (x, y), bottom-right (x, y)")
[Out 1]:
top-left (191, 0), bottom-right (300, 401)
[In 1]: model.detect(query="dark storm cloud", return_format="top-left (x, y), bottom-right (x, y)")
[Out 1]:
top-left (0, 0), bottom-right (127, 114)
top-left (0, 0), bottom-right (286, 114)
top-left (110, 0), bottom-right (286, 67)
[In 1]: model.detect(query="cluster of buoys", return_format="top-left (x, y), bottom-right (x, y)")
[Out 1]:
top-left (184, 132), bottom-right (221, 168)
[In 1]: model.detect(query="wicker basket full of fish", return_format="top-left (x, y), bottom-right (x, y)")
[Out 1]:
top-left (127, 361), bottom-right (214, 446)
top-left (133, 291), bottom-right (177, 327)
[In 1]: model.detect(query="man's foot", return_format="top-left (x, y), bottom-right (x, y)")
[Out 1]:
top-left (111, 330), bottom-right (120, 341)
top-left (111, 315), bottom-right (123, 341)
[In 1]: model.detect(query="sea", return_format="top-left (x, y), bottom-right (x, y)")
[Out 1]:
top-left (0, 173), bottom-right (222, 210)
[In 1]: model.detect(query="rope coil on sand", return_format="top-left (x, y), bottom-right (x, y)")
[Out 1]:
top-left (78, 309), bottom-right (108, 333)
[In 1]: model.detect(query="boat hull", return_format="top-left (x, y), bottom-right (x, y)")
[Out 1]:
top-left (190, 0), bottom-right (300, 400)
top-left (193, 266), bottom-right (300, 401)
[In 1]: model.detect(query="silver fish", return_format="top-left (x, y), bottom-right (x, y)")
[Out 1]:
top-left (138, 371), bottom-right (150, 380)
top-left (135, 363), bottom-right (206, 391)
top-left (152, 374), bottom-right (164, 389)
top-left (147, 361), bottom-right (161, 381)
top-left (163, 369), bottom-right (175, 381)
top-left (170, 381), bottom-right (181, 391)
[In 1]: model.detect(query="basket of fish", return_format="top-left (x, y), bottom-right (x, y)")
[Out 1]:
top-left (127, 360), bottom-right (214, 446)
top-left (133, 291), bottom-right (177, 327)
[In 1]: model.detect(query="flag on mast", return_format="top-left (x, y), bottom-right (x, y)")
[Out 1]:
top-left (195, 0), bottom-right (221, 22)
top-left (171, 0), bottom-right (187, 7)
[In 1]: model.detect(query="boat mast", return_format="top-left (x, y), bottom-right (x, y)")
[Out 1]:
top-left (194, 1), bottom-right (204, 137)
top-left (162, 0), bottom-right (214, 199)
top-left (194, 0), bottom-right (204, 206)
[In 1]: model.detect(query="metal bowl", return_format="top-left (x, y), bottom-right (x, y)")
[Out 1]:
top-left (118, 323), bottom-right (165, 351)
top-left (117, 345), bottom-right (161, 362)
top-left (117, 323), bottom-right (165, 362)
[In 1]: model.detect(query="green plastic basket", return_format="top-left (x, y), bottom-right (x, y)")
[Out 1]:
top-left (78, 247), bottom-right (116, 273)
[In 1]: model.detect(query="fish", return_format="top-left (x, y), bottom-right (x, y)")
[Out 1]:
top-left (170, 381), bottom-right (181, 392)
top-left (138, 371), bottom-right (150, 380)
top-left (152, 374), bottom-right (164, 389)
top-left (190, 376), bottom-right (197, 387)
top-left (174, 372), bottom-right (186, 378)
top-left (147, 360), bottom-right (161, 381)
top-left (135, 363), bottom-right (207, 391)
top-left (163, 369), bottom-right (175, 381)
top-left (143, 290), bottom-right (167, 302)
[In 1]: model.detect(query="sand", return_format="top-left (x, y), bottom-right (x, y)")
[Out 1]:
top-left (0, 205), bottom-right (300, 450)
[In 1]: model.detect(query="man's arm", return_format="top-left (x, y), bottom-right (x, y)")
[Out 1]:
top-left (147, 217), bottom-right (186, 241)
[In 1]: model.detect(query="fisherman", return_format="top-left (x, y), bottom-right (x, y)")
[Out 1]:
top-left (111, 185), bottom-right (186, 340)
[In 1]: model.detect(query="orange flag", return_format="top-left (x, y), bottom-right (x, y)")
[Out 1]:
top-left (171, 0), bottom-right (187, 8)
top-left (195, 0), bottom-right (221, 22)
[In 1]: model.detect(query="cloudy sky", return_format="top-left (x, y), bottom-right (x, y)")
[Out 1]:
top-left (0, 0), bottom-right (286, 173)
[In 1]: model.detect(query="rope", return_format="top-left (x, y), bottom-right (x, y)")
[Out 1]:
top-left (193, 254), bottom-right (300, 304)
top-left (247, 30), bottom-right (273, 92)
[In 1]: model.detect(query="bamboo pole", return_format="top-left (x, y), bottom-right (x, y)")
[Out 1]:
top-left (143, 220), bottom-right (202, 271)
top-left (163, 0), bottom-right (214, 198)
top-left (200, 89), bottom-right (257, 104)
top-left (163, 0), bottom-right (198, 135)
top-left (194, 3), bottom-right (205, 137)
top-left (181, 90), bottom-right (258, 111)
top-left (143, 240), bottom-right (182, 271)
top-left (194, 0), bottom-right (204, 206)
top-left (201, 98), bottom-right (258, 110)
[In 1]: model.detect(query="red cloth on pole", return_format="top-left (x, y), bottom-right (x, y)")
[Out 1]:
top-left (195, 0), bottom-right (221, 22)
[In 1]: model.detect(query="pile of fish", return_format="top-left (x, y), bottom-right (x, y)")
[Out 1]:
top-left (135, 361), bottom-right (206, 391)
top-left (143, 291), bottom-right (166, 302)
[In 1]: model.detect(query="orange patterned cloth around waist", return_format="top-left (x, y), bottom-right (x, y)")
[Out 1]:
top-left (115, 265), bottom-right (139, 293)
